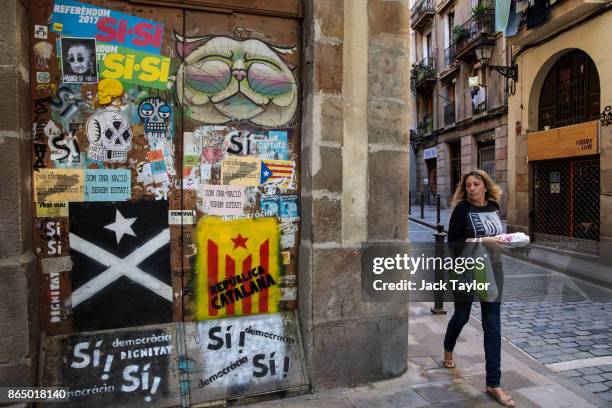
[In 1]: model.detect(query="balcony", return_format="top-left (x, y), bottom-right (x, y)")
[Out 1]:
top-left (438, 44), bottom-right (459, 80)
top-left (509, 0), bottom-right (607, 46)
top-left (444, 102), bottom-right (455, 126)
top-left (410, 56), bottom-right (437, 94)
top-left (444, 44), bottom-right (456, 67)
top-left (418, 114), bottom-right (434, 135)
top-left (411, 0), bottom-right (435, 30)
top-left (452, 8), bottom-right (496, 63)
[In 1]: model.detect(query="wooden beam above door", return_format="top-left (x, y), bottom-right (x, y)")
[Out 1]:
top-left (129, 0), bottom-right (303, 18)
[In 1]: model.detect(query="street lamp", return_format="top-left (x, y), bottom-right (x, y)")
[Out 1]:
top-left (474, 43), bottom-right (518, 81)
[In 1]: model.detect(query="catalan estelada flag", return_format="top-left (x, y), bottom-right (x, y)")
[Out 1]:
top-left (260, 159), bottom-right (295, 187)
top-left (194, 216), bottom-right (281, 320)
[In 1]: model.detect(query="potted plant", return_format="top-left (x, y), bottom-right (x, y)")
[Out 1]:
top-left (452, 25), bottom-right (469, 46)
top-left (471, 1), bottom-right (492, 26)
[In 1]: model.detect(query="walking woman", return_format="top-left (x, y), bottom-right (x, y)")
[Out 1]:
top-left (442, 170), bottom-right (515, 407)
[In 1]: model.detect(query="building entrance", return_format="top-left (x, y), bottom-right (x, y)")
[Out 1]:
top-left (532, 156), bottom-right (600, 253)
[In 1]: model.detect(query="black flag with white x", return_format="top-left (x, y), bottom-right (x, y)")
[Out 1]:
top-left (69, 201), bottom-right (172, 331)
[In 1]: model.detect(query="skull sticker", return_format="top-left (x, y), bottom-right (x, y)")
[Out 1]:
top-left (138, 97), bottom-right (171, 140)
top-left (86, 111), bottom-right (133, 163)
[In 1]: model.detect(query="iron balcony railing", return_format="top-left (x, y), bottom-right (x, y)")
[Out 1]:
top-left (444, 102), bottom-right (455, 125)
top-left (444, 44), bottom-right (456, 67)
top-left (453, 9), bottom-right (495, 53)
top-left (410, 0), bottom-right (435, 26)
top-left (417, 113), bottom-right (434, 135)
top-left (518, 0), bottom-right (567, 30)
top-left (411, 55), bottom-right (437, 92)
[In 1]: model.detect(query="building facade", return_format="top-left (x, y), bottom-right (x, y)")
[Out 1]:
top-left (0, 0), bottom-right (411, 403)
top-left (410, 0), bottom-right (509, 218)
top-left (504, 0), bottom-right (612, 252)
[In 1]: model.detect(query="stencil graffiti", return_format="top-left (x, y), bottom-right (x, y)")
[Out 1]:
top-left (138, 97), bottom-right (171, 141)
top-left (42, 219), bottom-right (67, 256)
top-left (46, 120), bottom-right (81, 163)
top-left (86, 111), bottom-right (133, 162)
top-left (175, 33), bottom-right (298, 127)
top-left (225, 129), bottom-right (256, 156)
top-left (69, 201), bottom-right (172, 331)
top-left (41, 256), bottom-right (72, 326)
top-left (42, 325), bottom-right (179, 407)
top-left (194, 217), bottom-right (282, 320)
top-left (33, 97), bottom-right (50, 169)
top-left (185, 312), bottom-right (307, 402)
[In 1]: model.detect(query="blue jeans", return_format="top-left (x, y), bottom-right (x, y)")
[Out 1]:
top-left (443, 301), bottom-right (501, 387)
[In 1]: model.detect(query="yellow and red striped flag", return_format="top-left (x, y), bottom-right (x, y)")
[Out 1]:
top-left (194, 216), bottom-right (281, 320)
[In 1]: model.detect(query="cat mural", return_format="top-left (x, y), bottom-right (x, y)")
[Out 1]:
top-left (174, 33), bottom-right (298, 128)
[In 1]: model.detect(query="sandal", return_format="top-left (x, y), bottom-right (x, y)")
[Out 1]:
top-left (486, 388), bottom-right (516, 407)
top-left (443, 351), bottom-right (455, 368)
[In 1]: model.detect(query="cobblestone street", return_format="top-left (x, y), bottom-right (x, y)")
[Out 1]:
top-left (409, 220), bottom-right (612, 404)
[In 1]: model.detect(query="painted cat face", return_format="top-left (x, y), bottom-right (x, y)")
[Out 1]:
top-left (175, 33), bottom-right (298, 128)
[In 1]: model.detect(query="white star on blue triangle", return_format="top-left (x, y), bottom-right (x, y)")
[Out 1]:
top-left (261, 161), bottom-right (272, 184)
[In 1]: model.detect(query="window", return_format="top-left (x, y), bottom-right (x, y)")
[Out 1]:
top-left (538, 50), bottom-right (600, 130)
top-left (478, 141), bottom-right (495, 180)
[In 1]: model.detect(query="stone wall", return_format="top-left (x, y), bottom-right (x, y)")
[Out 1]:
top-left (0, 0), bottom-right (38, 386)
top-left (299, 0), bottom-right (410, 390)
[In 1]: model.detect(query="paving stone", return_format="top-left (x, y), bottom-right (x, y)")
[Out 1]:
top-left (572, 377), bottom-right (590, 385)
top-left (583, 374), bottom-right (606, 383)
top-left (410, 379), bottom-right (482, 404)
top-left (572, 352), bottom-right (596, 359)
top-left (540, 356), bottom-right (562, 364)
top-left (598, 392), bottom-right (612, 402)
top-left (516, 384), bottom-right (597, 408)
top-left (561, 369), bottom-right (582, 378)
top-left (583, 382), bottom-right (609, 393)
top-left (578, 367), bottom-right (604, 375)
top-left (350, 388), bottom-right (429, 408)
top-left (590, 349), bottom-right (611, 356)
top-left (602, 372), bottom-right (612, 381)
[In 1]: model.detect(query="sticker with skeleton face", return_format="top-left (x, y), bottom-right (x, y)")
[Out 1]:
top-left (138, 97), bottom-right (171, 144)
top-left (60, 37), bottom-right (98, 84)
top-left (86, 111), bottom-right (133, 163)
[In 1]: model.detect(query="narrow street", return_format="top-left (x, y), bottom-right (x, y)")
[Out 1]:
top-left (409, 220), bottom-right (612, 403)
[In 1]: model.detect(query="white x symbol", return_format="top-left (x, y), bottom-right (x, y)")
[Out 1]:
top-left (69, 229), bottom-right (173, 307)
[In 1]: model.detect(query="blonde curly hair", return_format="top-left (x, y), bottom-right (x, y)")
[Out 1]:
top-left (451, 169), bottom-right (502, 208)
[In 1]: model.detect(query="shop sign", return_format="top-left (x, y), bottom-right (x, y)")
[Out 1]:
top-left (424, 146), bottom-right (438, 160)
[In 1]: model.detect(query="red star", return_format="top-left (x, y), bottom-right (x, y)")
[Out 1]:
top-left (231, 234), bottom-right (248, 249)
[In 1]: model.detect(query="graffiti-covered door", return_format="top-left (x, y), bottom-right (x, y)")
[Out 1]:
top-left (31, 0), bottom-right (306, 406)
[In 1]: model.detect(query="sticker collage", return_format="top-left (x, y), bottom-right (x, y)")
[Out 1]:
top-left (31, 0), bottom-right (305, 405)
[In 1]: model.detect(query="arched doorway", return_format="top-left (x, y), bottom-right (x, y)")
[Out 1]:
top-left (531, 50), bottom-right (601, 252)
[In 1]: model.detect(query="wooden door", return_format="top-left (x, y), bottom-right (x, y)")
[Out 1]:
top-left (30, 0), bottom-right (307, 405)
